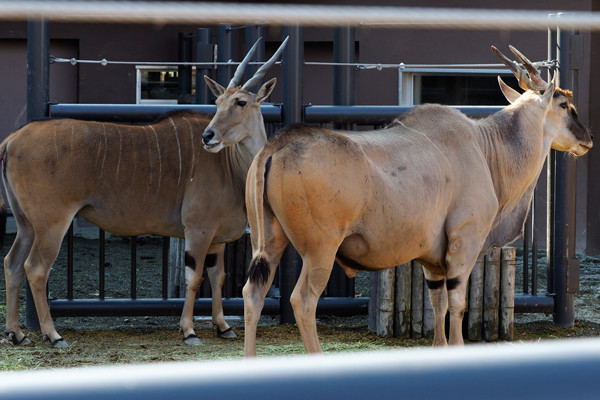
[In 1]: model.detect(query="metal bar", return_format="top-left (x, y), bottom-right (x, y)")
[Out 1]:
top-left (279, 26), bottom-right (304, 325)
top-left (24, 19), bottom-right (50, 331)
top-left (329, 26), bottom-right (355, 298)
top-left (244, 25), bottom-right (265, 84)
top-left (161, 236), bottom-right (169, 300)
top-left (532, 198), bottom-right (538, 295)
top-left (514, 294), bottom-right (554, 314)
top-left (48, 103), bottom-right (283, 122)
top-left (523, 210), bottom-right (530, 294)
top-left (48, 297), bottom-right (368, 317)
top-left (552, 28), bottom-right (579, 327)
top-left (6, 2), bottom-right (600, 31)
top-left (67, 223), bottom-right (74, 299)
top-left (177, 32), bottom-right (194, 104)
top-left (5, 338), bottom-right (600, 400)
top-left (305, 105), bottom-right (502, 124)
top-left (99, 228), bottom-right (105, 300)
top-left (216, 24), bottom-right (234, 86)
top-left (130, 236), bottom-right (137, 300)
top-left (547, 25), bottom-right (557, 295)
top-left (195, 27), bottom-right (213, 105)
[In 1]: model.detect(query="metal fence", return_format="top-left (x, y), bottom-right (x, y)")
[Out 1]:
top-left (18, 20), bottom-right (580, 329)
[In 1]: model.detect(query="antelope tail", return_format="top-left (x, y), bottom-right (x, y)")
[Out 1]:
top-left (247, 153), bottom-right (273, 286)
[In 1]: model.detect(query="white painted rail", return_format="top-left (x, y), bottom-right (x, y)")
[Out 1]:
top-left (1, 339), bottom-right (600, 399)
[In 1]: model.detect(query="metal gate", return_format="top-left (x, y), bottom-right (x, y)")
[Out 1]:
top-left (18, 20), bottom-right (582, 329)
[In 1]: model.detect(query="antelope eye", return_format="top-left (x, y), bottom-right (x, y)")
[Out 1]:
top-left (236, 100), bottom-right (247, 107)
top-left (559, 102), bottom-right (568, 109)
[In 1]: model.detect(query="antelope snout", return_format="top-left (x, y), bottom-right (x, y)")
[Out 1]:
top-left (202, 129), bottom-right (216, 145)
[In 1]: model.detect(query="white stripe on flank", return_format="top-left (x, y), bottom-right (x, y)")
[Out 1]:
top-left (100, 124), bottom-right (108, 179)
top-left (148, 124), bottom-right (162, 191)
top-left (115, 126), bottom-right (122, 183)
top-left (168, 117), bottom-right (183, 185)
top-left (182, 116), bottom-right (195, 182)
top-left (142, 126), bottom-right (154, 205)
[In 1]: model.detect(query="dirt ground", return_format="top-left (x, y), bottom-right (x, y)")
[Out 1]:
top-left (1, 232), bottom-right (600, 370)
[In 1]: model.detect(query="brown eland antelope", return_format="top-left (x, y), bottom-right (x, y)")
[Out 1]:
top-left (1, 37), bottom-right (288, 348)
top-left (243, 45), bottom-right (593, 356)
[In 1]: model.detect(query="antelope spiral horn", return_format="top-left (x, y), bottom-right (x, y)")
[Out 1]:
top-left (242, 36), bottom-right (290, 91)
top-left (227, 37), bottom-right (263, 89)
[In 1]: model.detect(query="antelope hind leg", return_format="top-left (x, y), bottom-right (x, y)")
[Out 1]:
top-left (24, 223), bottom-right (72, 348)
top-left (4, 230), bottom-right (34, 346)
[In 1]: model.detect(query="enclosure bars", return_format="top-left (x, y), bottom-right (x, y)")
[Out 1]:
top-left (26, 22), bottom-right (575, 322)
top-left (550, 25), bottom-right (582, 327)
top-left (24, 19), bottom-right (49, 330)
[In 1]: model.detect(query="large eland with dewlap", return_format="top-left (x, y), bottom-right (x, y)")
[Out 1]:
top-left (242, 45), bottom-right (592, 356)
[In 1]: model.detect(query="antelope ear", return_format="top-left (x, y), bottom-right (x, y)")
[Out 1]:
top-left (541, 72), bottom-right (557, 106)
top-left (497, 76), bottom-right (520, 104)
top-left (256, 78), bottom-right (277, 104)
top-left (204, 75), bottom-right (225, 98)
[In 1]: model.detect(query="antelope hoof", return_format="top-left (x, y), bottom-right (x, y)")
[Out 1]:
top-left (7, 332), bottom-right (33, 347)
top-left (183, 334), bottom-right (203, 346)
top-left (43, 335), bottom-right (69, 348)
top-left (217, 327), bottom-right (237, 339)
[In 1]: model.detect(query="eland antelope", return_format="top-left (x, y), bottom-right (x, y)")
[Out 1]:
top-left (1, 37), bottom-right (288, 348)
top-left (243, 45), bottom-right (593, 356)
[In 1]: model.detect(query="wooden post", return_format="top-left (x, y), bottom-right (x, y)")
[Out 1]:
top-left (422, 276), bottom-right (435, 338)
top-left (468, 256), bottom-right (485, 341)
top-left (394, 263), bottom-right (412, 338)
top-left (483, 247), bottom-right (501, 341)
top-left (368, 268), bottom-right (395, 337)
top-left (500, 247), bottom-right (516, 341)
top-left (168, 238), bottom-right (186, 298)
top-left (410, 261), bottom-right (424, 338)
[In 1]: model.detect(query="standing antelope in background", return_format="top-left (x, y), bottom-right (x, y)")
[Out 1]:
top-left (1, 37), bottom-right (288, 348)
top-left (243, 45), bottom-right (592, 356)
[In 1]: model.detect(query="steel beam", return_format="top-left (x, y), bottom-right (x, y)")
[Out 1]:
top-left (552, 29), bottom-right (580, 327)
top-left (48, 297), bottom-right (369, 317)
top-left (25, 19), bottom-right (50, 331)
top-left (48, 103), bottom-right (283, 122)
top-left (279, 26), bottom-right (304, 325)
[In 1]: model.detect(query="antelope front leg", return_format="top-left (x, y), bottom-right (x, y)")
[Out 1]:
top-left (180, 260), bottom-right (204, 345)
top-left (206, 244), bottom-right (237, 339)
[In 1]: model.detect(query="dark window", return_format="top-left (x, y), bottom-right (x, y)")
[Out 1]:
top-left (416, 74), bottom-right (520, 105)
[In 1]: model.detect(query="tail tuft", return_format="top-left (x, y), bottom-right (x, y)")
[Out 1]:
top-left (248, 255), bottom-right (270, 286)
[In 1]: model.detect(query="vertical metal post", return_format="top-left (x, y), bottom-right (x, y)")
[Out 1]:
top-left (99, 228), bottom-right (106, 300)
top-left (195, 28), bottom-right (212, 104)
top-left (162, 237), bottom-right (170, 300)
top-left (552, 28), bottom-right (580, 327)
top-left (547, 25), bottom-right (558, 295)
top-left (217, 24), bottom-right (234, 86)
top-left (25, 19), bottom-right (49, 330)
top-left (67, 223), bottom-right (74, 299)
top-left (333, 26), bottom-right (355, 114)
top-left (279, 26), bottom-right (303, 324)
top-left (330, 26), bottom-right (355, 298)
top-left (177, 32), bottom-right (194, 104)
top-left (131, 237), bottom-right (137, 300)
top-left (244, 25), bottom-right (265, 82)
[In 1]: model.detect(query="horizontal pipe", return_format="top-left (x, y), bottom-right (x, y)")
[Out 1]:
top-left (49, 297), bottom-right (369, 317)
top-left (49, 103), bottom-right (283, 123)
top-left (4, 339), bottom-right (600, 400)
top-left (49, 103), bottom-right (501, 125)
top-left (514, 294), bottom-right (554, 314)
top-left (304, 105), bottom-right (503, 124)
